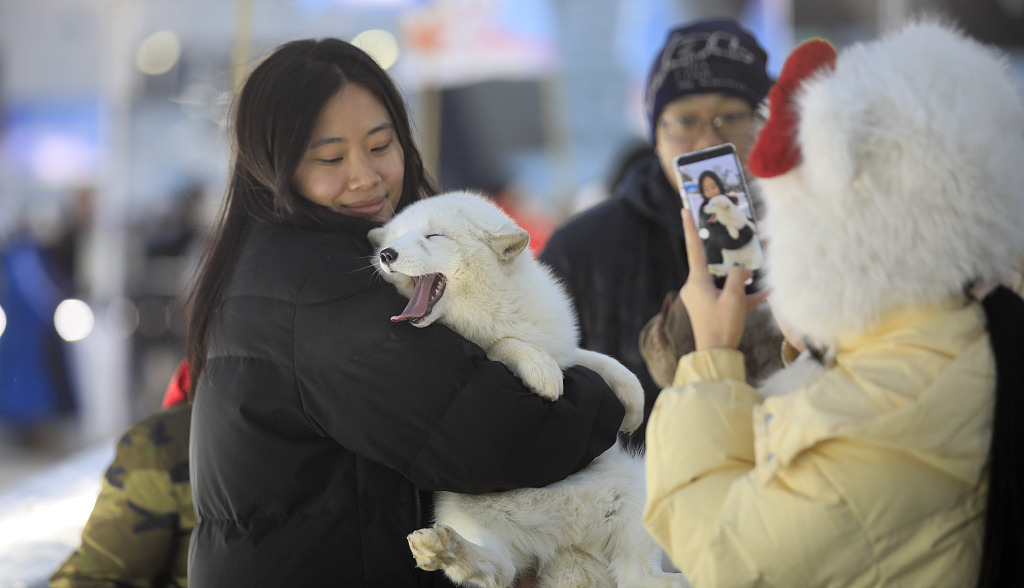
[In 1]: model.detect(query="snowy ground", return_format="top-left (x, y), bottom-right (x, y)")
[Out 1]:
top-left (0, 442), bottom-right (113, 588)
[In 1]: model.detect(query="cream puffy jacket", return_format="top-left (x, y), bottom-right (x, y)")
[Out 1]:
top-left (643, 299), bottom-right (992, 587)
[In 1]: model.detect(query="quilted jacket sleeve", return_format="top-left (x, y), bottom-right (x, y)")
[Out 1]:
top-left (645, 302), bottom-right (995, 588)
top-left (643, 349), bottom-right (766, 586)
top-left (643, 350), bottom-right (874, 588)
top-left (292, 252), bottom-right (624, 495)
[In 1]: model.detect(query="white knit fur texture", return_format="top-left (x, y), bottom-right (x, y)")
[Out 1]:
top-left (758, 20), bottom-right (1024, 346)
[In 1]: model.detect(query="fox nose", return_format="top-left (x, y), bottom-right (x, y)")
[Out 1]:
top-left (379, 248), bottom-right (398, 265)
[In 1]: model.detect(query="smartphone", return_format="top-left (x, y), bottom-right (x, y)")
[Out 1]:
top-left (673, 144), bottom-right (765, 293)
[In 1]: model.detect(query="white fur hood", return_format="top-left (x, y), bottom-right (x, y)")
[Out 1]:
top-left (752, 20), bottom-right (1024, 346)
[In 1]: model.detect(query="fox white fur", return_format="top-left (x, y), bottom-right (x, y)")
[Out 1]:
top-left (757, 20), bottom-right (1024, 348)
top-left (704, 194), bottom-right (756, 240)
top-left (368, 191), bottom-right (686, 588)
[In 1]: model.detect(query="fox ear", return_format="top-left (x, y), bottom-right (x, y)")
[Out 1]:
top-left (487, 226), bottom-right (530, 263)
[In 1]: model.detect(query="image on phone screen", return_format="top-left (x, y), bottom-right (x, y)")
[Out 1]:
top-left (674, 144), bottom-right (765, 292)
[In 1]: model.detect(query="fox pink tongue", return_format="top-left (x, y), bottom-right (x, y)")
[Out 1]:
top-left (391, 274), bottom-right (441, 322)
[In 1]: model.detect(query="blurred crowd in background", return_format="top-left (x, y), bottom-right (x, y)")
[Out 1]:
top-left (0, 0), bottom-right (1021, 488)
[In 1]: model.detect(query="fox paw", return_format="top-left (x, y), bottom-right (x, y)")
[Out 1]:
top-left (521, 364), bottom-right (564, 401)
top-left (408, 524), bottom-right (464, 571)
top-left (487, 339), bottom-right (565, 401)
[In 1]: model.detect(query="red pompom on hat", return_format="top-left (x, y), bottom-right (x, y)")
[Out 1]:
top-left (748, 39), bottom-right (837, 179)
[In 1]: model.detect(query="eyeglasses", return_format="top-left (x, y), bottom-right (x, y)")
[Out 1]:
top-left (658, 112), bottom-right (756, 142)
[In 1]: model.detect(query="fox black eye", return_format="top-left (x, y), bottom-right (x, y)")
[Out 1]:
top-left (425, 233), bottom-right (444, 239)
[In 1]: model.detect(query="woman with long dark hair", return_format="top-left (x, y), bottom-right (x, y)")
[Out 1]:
top-left (182, 38), bottom-right (624, 586)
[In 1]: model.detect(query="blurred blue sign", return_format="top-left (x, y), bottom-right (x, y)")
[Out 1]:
top-left (2, 99), bottom-right (101, 187)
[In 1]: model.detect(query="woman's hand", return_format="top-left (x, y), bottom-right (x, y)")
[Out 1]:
top-left (679, 210), bottom-right (769, 350)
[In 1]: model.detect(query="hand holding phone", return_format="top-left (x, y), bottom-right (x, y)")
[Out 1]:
top-left (678, 209), bottom-right (766, 350)
top-left (674, 143), bottom-right (765, 293)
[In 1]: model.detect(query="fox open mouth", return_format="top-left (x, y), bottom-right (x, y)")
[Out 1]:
top-left (391, 273), bottom-right (447, 324)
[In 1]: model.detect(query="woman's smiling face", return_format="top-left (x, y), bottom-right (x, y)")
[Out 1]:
top-left (293, 83), bottom-right (405, 222)
top-left (701, 175), bottom-right (722, 198)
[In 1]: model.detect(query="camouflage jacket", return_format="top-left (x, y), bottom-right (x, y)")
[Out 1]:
top-left (50, 402), bottom-right (193, 588)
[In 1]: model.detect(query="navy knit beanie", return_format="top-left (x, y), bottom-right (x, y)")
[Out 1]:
top-left (645, 18), bottom-right (771, 142)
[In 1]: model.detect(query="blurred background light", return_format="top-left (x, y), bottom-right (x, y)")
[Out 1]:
top-left (106, 297), bottom-right (140, 339)
top-left (54, 299), bottom-right (95, 342)
top-left (136, 297), bottom-right (169, 339)
top-left (0, 305), bottom-right (6, 338)
top-left (3, 100), bottom-right (102, 187)
top-left (352, 29), bottom-right (400, 69)
top-left (32, 133), bottom-right (95, 185)
top-left (135, 30), bottom-right (182, 76)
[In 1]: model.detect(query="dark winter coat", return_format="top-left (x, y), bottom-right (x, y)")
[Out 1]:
top-left (540, 154), bottom-right (687, 450)
top-left (187, 211), bottom-right (624, 587)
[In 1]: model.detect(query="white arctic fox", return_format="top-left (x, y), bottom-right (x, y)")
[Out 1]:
top-left (369, 191), bottom-right (687, 588)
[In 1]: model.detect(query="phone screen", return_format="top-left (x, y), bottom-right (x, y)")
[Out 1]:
top-left (674, 143), bottom-right (765, 292)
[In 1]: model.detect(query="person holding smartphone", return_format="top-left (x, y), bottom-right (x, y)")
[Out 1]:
top-left (643, 23), bottom-right (1024, 587)
top-left (540, 18), bottom-right (783, 450)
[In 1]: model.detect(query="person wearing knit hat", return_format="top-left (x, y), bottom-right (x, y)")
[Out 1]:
top-left (646, 18), bottom-right (771, 119)
top-left (540, 18), bottom-right (783, 452)
top-left (643, 20), bottom-right (1024, 587)
top-left (644, 18), bottom-right (771, 178)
